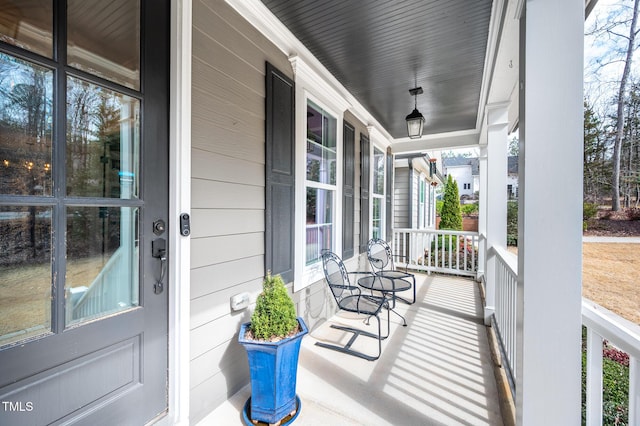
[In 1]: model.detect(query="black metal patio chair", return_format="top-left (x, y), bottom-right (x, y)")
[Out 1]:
top-left (316, 250), bottom-right (390, 361)
top-left (367, 238), bottom-right (416, 304)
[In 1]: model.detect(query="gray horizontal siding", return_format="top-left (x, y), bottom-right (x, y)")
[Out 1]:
top-left (394, 167), bottom-right (410, 228)
top-left (191, 255), bottom-right (264, 299)
top-left (190, 209), bottom-right (263, 239)
top-left (189, 3), bottom-right (375, 424)
top-left (190, 1), bottom-right (291, 423)
top-left (192, 148), bottom-right (263, 186)
top-left (191, 179), bottom-right (263, 209)
top-left (191, 232), bottom-right (263, 269)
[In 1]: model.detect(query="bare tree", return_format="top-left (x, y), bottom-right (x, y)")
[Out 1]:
top-left (612, 0), bottom-right (639, 210)
top-left (586, 0), bottom-right (640, 210)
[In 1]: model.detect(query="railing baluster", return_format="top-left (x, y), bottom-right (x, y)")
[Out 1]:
top-left (392, 228), bottom-right (479, 277)
top-left (586, 328), bottom-right (603, 426)
top-left (427, 232), bottom-right (432, 268)
top-left (630, 355), bottom-right (640, 425)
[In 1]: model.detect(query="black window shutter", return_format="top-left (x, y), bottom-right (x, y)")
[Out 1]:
top-left (342, 122), bottom-right (355, 259)
top-left (359, 134), bottom-right (370, 253)
top-left (385, 148), bottom-right (393, 242)
top-left (265, 62), bottom-right (295, 283)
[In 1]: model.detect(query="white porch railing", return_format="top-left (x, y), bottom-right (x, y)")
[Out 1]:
top-left (488, 244), bottom-right (640, 425)
top-left (71, 247), bottom-right (134, 321)
top-left (582, 298), bottom-right (640, 426)
top-left (491, 245), bottom-right (518, 391)
top-left (392, 228), bottom-right (479, 277)
top-left (394, 226), bottom-right (640, 423)
top-left (305, 223), bottom-right (332, 265)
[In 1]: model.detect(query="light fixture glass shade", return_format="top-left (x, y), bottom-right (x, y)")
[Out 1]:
top-left (406, 109), bottom-right (424, 139)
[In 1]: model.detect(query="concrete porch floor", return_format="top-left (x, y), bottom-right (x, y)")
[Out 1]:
top-left (199, 274), bottom-right (504, 426)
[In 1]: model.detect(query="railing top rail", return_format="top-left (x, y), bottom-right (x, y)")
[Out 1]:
top-left (489, 245), bottom-right (518, 276)
top-left (582, 297), bottom-right (640, 359)
top-left (393, 228), bottom-right (479, 237)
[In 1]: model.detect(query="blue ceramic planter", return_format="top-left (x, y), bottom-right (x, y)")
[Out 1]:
top-left (238, 317), bottom-right (308, 424)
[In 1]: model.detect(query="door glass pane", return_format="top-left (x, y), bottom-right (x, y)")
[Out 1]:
top-left (67, 0), bottom-right (140, 90)
top-left (0, 0), bottom-right (53, 58)
top-left (66, 206), bottom-right (139, 325)
top-left (66, 77), bottom-right (140, 199)
top-left (0, 53), bottom-right (53, 196)
top-left (0, 206), bottom-right (52, 347)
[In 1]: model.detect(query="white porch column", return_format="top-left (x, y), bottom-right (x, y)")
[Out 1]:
top-left (517, 0), bottom-right (583, 424)
top-left (477, 146), bottom-right (487, 283)
top-left (484, 103), bottom-right (509, 325)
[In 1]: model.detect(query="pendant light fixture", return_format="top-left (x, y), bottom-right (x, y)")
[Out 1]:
top-left (406, 87), bottom-right (424, 139)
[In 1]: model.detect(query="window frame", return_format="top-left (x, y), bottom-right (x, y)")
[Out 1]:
top-left (304, 98), bottom-right (338, 268)
top-left (294, 87), bottom-right (345, 290)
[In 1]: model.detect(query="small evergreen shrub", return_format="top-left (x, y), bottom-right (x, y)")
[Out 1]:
top-left (583, 202), bottom-right (599, 221)
top-left (250, 273), bottom-right (299, 341)
top-left (439, 175), bottom-right (462, 230)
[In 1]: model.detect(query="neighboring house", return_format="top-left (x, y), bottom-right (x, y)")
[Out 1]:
top-left (0, 1), bottom-right (589, 425)
top-left (394, 154), bottom-right (442, 230)
top-left (507, 155), bottom-right (519, 199)
top-left (442, 156), bottom-right (479, 198)
top-left (443, 156), bottom-right (519, 200)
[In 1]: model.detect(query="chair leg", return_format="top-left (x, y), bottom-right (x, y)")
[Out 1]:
top-left (315, 321), bottom-right (386, 361)
top-left (412, 276), bottom-right (416, 303)
top-left (393, 276), bottom-right (416, 305)
top-left (388, 305), bottom-right (407, 326)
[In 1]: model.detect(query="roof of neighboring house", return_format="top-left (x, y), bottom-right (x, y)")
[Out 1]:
top-left (442, 156), bottom-right (479, 175)
top-left (443, 155), bottom-right (519, 176)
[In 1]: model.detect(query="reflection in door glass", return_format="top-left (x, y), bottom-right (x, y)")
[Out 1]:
top-left (0, 206), bottom-right (52, 347)
top-left (66, 206), bottom-right (139, 326)
top-left (66, 77), bottom-right (140, 199)
top-left (0, 0), bottom-right (53, 58)
top-left (0, 53), bottom-right (53, 196)
top-left (67, 0), bottom-right (140, 90)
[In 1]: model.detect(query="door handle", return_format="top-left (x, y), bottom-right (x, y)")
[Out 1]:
top-left (152, 238), bottom-right (167, 294)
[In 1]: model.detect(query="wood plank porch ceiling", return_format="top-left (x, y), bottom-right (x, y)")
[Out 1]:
top-left (261, 0), bottom-right (493, 139)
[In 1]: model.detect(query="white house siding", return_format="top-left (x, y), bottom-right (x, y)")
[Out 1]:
top-left (507, 174), bottom-right (518, 198)
top-left (446, 165), bottom-right (474, 197)
top-left (190, 1), bottom-right (369, 422)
